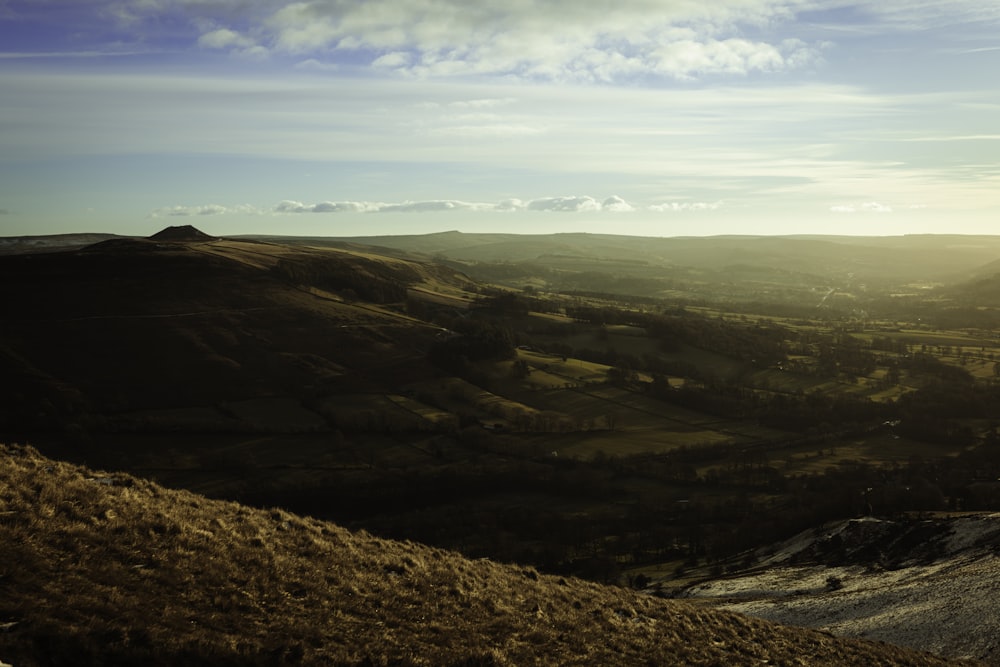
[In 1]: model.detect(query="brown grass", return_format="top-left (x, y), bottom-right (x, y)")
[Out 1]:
top-left (0, 444), bottom-right (969, 666)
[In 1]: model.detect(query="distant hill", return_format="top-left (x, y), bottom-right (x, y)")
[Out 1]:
top-left (149, 224), bottom-right (216, 242)
top-left (0, 444), bottom-right (957, 666)
top-left (251, 232), bottom-right (1000, 285)
top-left (943, 266), bottom-right (1000, 306)
top-left (0, 233), bottom-right (125, 255)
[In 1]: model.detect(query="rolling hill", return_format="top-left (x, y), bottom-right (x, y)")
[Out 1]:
top-left (257, 232), bottom-right (1000, 286)
top-left (0, 444), bottom-right (963, 666)
top-left (0, 233), bottom-right (124, 256)
top-left (241, 231), bottom-right (1000, 314)
top-left (0, 230), bottom-right (475, 438)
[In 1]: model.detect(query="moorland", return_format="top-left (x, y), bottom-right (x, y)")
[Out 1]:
top-left (5, 225), bottom-right (1000, 662)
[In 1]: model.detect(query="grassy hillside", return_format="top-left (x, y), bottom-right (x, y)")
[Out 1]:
top-left (0, 444), bottom-right (964, 666)
top-left (685, 514), bottom-right (1000, 663)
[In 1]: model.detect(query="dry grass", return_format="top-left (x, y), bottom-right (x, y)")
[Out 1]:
top-left (0, 444), bottom-right (968, 666)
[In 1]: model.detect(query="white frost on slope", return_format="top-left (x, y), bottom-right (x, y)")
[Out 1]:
top-left (684, 514), bottom-right (1000, 663)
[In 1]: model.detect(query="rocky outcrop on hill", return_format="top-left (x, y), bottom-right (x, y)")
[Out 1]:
top-left (148, 225), bottom-right (216, 242)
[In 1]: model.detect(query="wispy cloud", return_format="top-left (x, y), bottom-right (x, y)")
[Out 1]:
top-left (150, 204), bottom-right (262, 217)
top-left (902, 134), bottom-right (1000, 143)
top-left (151, 196), bottom-right (730, 218)
top-left (7, 67), bottom-right (999, 220)
top-left (274, 196), bottom-right (640, 214)
top-left (275, 200), bottom-right (380, 214)
top-left (149, 195), bottom-right (656, 218)
top-left (860, 1), bottom-right (1000, 30)
top-left (197, 27), bottom-right (269, 59)
top-left (0, 50), bottom-right (155, 59)
top-left (830, 201), bottom-right (893, 214)
top-left (649, 201), bottom-right (723, 212)
top-left (526, 196), bottom-right (603, 213)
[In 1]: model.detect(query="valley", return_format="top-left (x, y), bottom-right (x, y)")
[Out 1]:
top-left (5, 226), bottom-right (1000, 663)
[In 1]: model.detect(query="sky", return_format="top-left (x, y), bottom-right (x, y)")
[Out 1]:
top-left (1, 1), bottom-right (999, 239)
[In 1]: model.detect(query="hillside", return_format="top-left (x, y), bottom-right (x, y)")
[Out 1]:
top-left (243, 232), bottom-right (1000, 315)
top-left (0, 444), bottom-right (965, 666)
top-left (0, 234), bottom-right (475, 436)
top-left (684, 515), bottom-right (1000, 663)
top-left (0, 233), bottom-right (124, 255)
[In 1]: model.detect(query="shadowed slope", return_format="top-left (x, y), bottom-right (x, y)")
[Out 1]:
top-left (0, 237), bottom-right (473, 432)
top-left (0, 445), bottom-right (964, 666)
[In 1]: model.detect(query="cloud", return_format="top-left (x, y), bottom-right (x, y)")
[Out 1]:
top-left (372, 51), bottom-right (412, 69)
top-left (150, 203), bottom-right (261, 217)
top-left (829, 201), bottom-right (893, 214)
top-left (197, 27), bottom-right (270, 59)
top-left (903, 134), bottom-right (1000, 143)
top-left (495, 199), bottom-right (525, 212)
top-left (198, 28), bottom-right (253, 50)
top-left (862, 201), bottom-right (893, 213)
top-left (275, 200), bottom-right (381, 213)
top-left (860, 2), bottom-right (1000, 31)
top-left (293, 58), bottom-right (340, 71)
top-left (427, 122), bottom-right (545, 138)
top-left (524, 195), bottom-right (636, 212)
top-left (601, 196), bottom-right (635, 212)
top-left (10, 68), bottom-right (999, 224)
top-left (649, 37), bottom-right (820, 80)
top-left (379, 200), bottom-right (496, 213)
top-left (275, 199), bottom-right (497, 214)
top-left (271, 196), bottom-right (637, 214)
top-left (527, 196), bottom-right (602, 212)
top-left (182, 0), bottom-right (830, 81)
top-left (648, 201), bottom-right (722, 212)
top-left (10, 0), bottom-right (999, 84)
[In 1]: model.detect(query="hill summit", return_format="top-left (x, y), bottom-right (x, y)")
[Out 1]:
top-left (148, 224), bottom-right (215, 242)
top-left (0, 445), bottom-right (955, 666)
